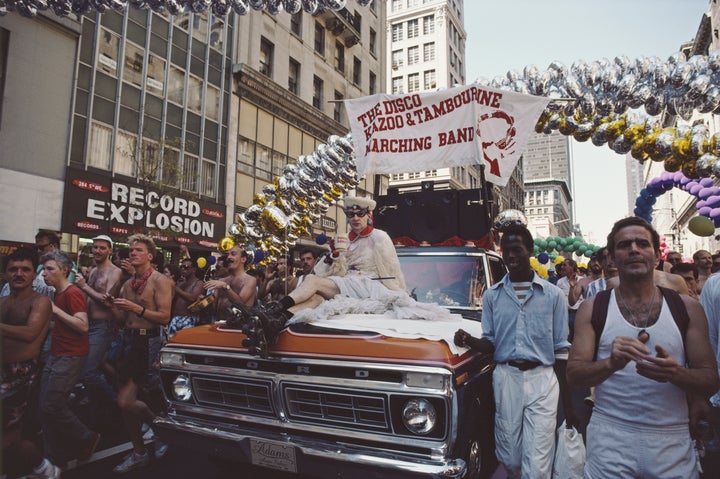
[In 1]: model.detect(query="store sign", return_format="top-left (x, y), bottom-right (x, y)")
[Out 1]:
top-left (62, 166), bottom-right (225, 245)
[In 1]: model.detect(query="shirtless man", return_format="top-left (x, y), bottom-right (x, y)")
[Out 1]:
top-left (106, 234), bottom-right (172, 473)
top-left (569, 252), bottom-right (604, 305)
top-left (166, 257), bottom-right (204, 337)
top-left (694, 249), bottom-right (713, 294)
top-left (0, 247), bottom-right (58, 478)
top-left (204, 246), bottom-right (257, 321)
top-left (76, 235), bottom-right (123, 411)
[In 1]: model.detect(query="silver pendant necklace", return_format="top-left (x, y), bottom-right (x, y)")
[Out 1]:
top-left (616, 286), bottom-right (657, 340)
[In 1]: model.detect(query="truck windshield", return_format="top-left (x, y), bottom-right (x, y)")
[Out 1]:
top-left (398, 255), bottom-right (487, 308)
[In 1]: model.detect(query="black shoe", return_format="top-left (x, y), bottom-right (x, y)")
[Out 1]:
top-left (251, 302), bottom-right (291, 345)
top-left (225, 302), bottom-right (253, 329)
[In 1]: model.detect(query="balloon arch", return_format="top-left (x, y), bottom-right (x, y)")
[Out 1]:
top-left (8, 0), bottom-right (720, 262)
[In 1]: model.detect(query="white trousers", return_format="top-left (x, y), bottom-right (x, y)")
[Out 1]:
top-left (493, 363), bottom-right (558, 479)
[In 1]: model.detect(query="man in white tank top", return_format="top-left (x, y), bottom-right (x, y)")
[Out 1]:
top-left (567, 217), bottom-right (718, 479)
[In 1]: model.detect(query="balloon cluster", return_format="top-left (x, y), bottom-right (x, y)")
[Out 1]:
top-left (480, 52), bottom-right (720, 179)
top-left (492, 209), bottom-right (528, 231)
top-left (1, 0), bottom-right (373, 19)
top-left (533, 236), bottom-right (601, 258)
top-left (196, 255), bottom-right (216, 269)
top-left (219, 134), bottom-right (358, 260)
top-left (635, 171), bottom-right (719, 233)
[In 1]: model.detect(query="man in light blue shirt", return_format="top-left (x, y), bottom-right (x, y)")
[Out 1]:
top-left (457, 223), bottom-right (571, 479)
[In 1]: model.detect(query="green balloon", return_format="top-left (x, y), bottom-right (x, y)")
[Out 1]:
top-left (584, 250), bottom-right (593, 258)
top-left (564, 243), bottom-right (575, 252)
top-left (558, 237), bottom-right (567, 247)
top-left (548, 240), bottom-right (558, 250)
top-left (574, 238), bottom-right (583, 246)
top-left (577, 245), bottom-right (587, 254)
top-left (538, 240), bottom-right (548, 250)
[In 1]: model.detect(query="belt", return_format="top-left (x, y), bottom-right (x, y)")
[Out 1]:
top-left (123, 328), bottom-right (161, 337)
top-left (504, 360), bottom-right (542, 371)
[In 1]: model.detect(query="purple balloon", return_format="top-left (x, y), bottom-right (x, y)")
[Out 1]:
top-left (711, 207), bottom-right (720, 220)
top-left (700, 177), bottom-right (715, 187)
top-left (685, 180), bottom-right (699, 191)
top-left (672, 171), bottom-right (685, 184)
top-left (699, 187), bottom-right (716, 200)
top-left (680, 176), bottom-right (692, 186)
top-left (698, 206), bottom-right (713, 216)
top-left (660, 171), bottom-right (673, 181)
top-left (690, 184), bottom-right (703, 196)
top-left (707, 196), bottom-right (720, 208)
top-left (647, 177), bottom-right (662, 189)
top-left (698, 200), bottom-right (708, 208)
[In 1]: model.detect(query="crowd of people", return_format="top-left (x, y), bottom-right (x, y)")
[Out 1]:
top-left (458, 217), bottom-right (720, 478)
top-left (0, 228), bottom-right (323, 478)
top-left (6, 208), bottom-right (720, 479)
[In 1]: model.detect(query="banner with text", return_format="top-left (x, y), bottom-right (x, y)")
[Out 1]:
top-left (344, 84), bottom-right (550, 187)
top-left (61, 166), bottom-right (225, 248)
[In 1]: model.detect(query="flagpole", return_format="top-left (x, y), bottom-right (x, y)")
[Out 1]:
top-left (478, 162), bottom-right (493, 236)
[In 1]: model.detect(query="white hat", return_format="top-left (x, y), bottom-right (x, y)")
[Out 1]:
top-left (92, 234), bottom-right (113, 248)
top-left (343, 195), bottom-right (376, 211)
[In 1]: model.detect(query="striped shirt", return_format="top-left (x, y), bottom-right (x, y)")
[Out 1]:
top-left (513, 281), bottom-right (532, 302)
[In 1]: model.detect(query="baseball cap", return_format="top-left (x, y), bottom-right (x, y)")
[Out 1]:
top-left (92, 234), bottom-right (113, 248)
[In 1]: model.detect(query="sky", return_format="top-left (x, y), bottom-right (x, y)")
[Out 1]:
top-left (463, 0), bottom-right (710, 243)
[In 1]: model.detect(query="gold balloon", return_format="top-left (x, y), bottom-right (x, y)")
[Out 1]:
top-left (671, 137), bottom-right (693, 161)
top-left (663, 155), bottom-right (682, 171)
top-left (631, 140), bottom-right (649, 161)
top-left (681, 159), bottom-right (699, 179)
top-left (253, 194), bottom-right (267, 207)
top-left (218, 236), bottom-right (236, 252)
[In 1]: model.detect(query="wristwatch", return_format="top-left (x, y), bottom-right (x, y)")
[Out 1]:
top-left (225, 284), bottom-right (231, 291)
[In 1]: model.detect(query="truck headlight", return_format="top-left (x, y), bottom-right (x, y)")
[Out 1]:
top-left (172, 375), bottom-right (193, 401)
top-left (161, 352), bottom-right (184, 367)
top-left (402, 398), bottom-right (436, 435)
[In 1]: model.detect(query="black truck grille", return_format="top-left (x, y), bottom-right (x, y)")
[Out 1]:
top-left (192, 376), bottom-right (275, 416)
top-left (283, 384), bottom-right (390, 432)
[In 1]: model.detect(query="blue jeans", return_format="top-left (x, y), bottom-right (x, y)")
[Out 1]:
top-left (40, 355), bottom-right (93, 463)
top-left (81, 320), bottom-right (116, 402)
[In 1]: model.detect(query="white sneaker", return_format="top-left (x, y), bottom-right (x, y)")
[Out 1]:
top-left (154, 440), bottom-right (169, 459)
top-left (112, 451), bottom-right (150, 474)
top-left (142, 426), bottom-right (155, 441)
top-left (27, 461), bottom-right (61, 479)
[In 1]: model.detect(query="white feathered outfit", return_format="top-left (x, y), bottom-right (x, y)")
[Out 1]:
top-left (289, 227), bottom-right (457, 323)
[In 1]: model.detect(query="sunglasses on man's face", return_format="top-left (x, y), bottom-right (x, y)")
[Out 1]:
top-left (344, 211), bottom-right (367, 218)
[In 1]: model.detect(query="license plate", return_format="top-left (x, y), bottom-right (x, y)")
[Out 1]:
top-left (249, 438), bottom-right (297, 473)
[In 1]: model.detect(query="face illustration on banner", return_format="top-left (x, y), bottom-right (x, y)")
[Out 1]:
top-left (476, 111), bottom-right (517, 176)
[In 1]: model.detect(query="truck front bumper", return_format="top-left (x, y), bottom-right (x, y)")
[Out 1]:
top-left (154, 414), bottom-right (466, 479)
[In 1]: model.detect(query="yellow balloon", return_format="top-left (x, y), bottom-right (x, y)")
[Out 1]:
top-left (196, 257), bottom-right (207, 269)
top-left (554, 256), bottom-right (565, 265)
top-left (218, 236), bottom-right (236, 253)
top-left (688, 216), bottom-right (715, 237)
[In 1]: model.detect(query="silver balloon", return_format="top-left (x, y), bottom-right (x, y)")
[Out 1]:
top-left (282, 0), bottom-right (299, 13)
top-left (493, 210), bottom-right (528, 231)
top-left (230, 0), bottom-right (249, 14)
top-left (212, 0), bottom-right (231, 15)
top-left (247, 0), bottom-right (263, 9)
top-left (696, 153), bottom-right (717, 178)
top-left (301, 0), bottom-right (318, 13)
top-left (321, 0), bottom-right (345, 10)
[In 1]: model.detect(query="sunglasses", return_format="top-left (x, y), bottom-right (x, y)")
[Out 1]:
top-left (344, 211), bottom-right (367, 218)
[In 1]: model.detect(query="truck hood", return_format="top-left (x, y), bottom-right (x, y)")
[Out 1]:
top-left (167, 313), bottom-right (484, 366)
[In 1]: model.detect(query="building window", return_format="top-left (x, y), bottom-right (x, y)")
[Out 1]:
top-left (369, 28), bottom-right (376, 56)
top-left (209, 16), bottom-right (224, 51)
top-left (408, 73), bottom-right (419, 93)
top-left (392, 50), bottom-right (403, 70)
top-left (423, 15), bottom-right (435, 35)
top-left (187, 74), bottom-right (202, 114)
top-left (162, 147), bottom-right (180, 188)
top-left (369, 71), bottom-right (376, 95)
top-left (408, 0), bottom-right (419, 7)
top-left (391, 0), bottom-right (402, 12)
top-left (205, 84), bottom-right (219, 121)
top-left (335, 41), bottom-right (345, 72)
top-left (314, 22), bottom-right (325, 55)
top-left (168, 66), bottom-right (185, 106)
top-left (407, 46), bottom-right (419, 65)
top-left (290, 12), bottom-right (302, 37)
top-left (122, 41), bottom-right (145, 89)
top-left (423, 69), bottom-right (436, 90)
top-left (288, 58), bottom-right (300, 95)
top-left (392, 76), bottom-right (403, 94)
top-left (97, 28), bottom-right (120, 75)
top-left (200, 158), bottom-right (216, 197)
top-left (334, 91), bottom-right (344, 123)
top-left (260, 37), bottom-right (273, 78)
top-left (423, 42), bottom-right (435, 62)
top-left (312, 75), bottom-right (323, 109)
top-left (353, 57), bottom-right (361, 85)
top-left (391, 23), bottom-right (404, 42)
top-left (407, 19), bottom-right (419, 38)
top-left (115, 130), bottom-right (137, 177)
top-left (88, 122), bottom-right (113, 171)
top-left (182, 153), bottom-right (198, 192)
